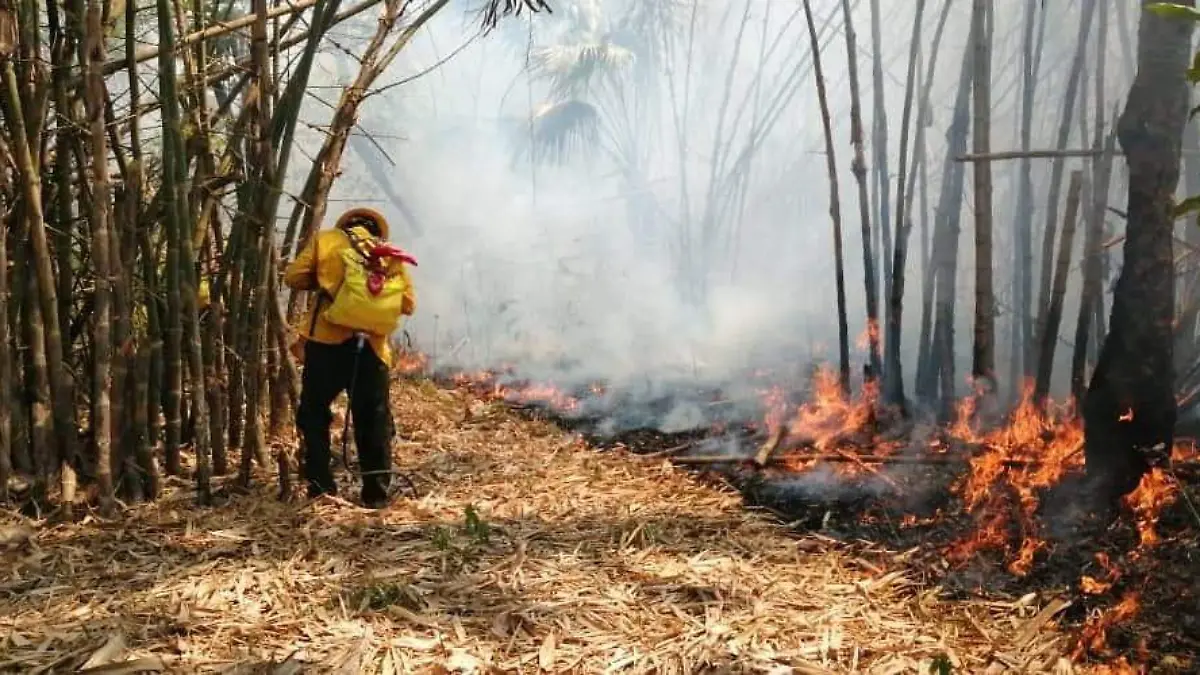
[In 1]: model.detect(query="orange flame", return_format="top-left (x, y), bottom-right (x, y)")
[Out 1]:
top-left (1122, 468), bottom-right (1177, 549)
top-left (1072, 591), bottom-right (1140, 660)
top-left (945, 384), bottom-right (1084, 573)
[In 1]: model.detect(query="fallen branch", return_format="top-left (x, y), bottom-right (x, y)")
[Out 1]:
top-left (753, 424), bottom-right (785, 466)
top-left (957, 148), bottom-right (1200, 162)
top-left (677, 453), bottom-right (1030, 469)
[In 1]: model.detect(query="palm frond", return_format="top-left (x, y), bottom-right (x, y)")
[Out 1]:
top-left (530, 41), bottom-right (634, 98)
top-left (475, 0), bottom-right (553, 31)
top-left (610, 0), bottom-right (686, 79)
top-left (518, 98), bottom-right (601, 164)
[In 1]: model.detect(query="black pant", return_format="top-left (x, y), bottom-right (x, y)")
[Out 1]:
top-left (297, 337), bottom-right (393, 503)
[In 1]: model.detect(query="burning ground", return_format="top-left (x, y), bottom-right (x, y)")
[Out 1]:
top-left (411, 351), bottom-right (1200, 673)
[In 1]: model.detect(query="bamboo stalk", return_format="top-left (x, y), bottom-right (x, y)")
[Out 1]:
top-left (970, 0), bottom-right (996, 384)
top-left (99, 0), bottom-right (321, 78)
top-left (839, 0), bottom-right (882, 383)
top-left (800, 0), bottom-right (850, 396)
top-left (83, 0), bottom-right (115, 512)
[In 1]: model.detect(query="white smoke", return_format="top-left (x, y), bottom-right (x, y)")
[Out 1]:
top-left (293, 0), bottom-right (1127, 432)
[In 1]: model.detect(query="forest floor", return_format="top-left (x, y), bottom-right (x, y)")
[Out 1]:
top-left (0, 378), bottom-right (1183, 673)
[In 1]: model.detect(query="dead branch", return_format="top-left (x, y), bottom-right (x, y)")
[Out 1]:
top-left (101, 0), bottom-right (322, 79)
top-left (753, 424), bottom-right (785, 466)
top-left (958, 148), bottom-right (1200, 162)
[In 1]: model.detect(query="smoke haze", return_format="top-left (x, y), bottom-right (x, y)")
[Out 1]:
top-left (292, 0), bottom-right (1134, 432)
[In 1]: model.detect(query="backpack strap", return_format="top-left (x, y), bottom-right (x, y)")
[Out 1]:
top-left (307, 292), bottom-right (326, 336)
top-left (304, 235), bottom-right (327, 337)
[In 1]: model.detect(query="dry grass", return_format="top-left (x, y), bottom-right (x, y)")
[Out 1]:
top-left (0, 379), bottom-right (1100, 673)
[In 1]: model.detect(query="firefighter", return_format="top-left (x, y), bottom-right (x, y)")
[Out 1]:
top-left (284, 207), bottom-right (417, 508)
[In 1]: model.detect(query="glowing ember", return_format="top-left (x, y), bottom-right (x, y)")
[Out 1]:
top-left (1080, 552), bottom-right (1121, 596)
top-left (1072, 591), bottom-right (1140, 660)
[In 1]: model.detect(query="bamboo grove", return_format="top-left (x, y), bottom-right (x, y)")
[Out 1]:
top-left (0, 0), bottom-right (546, 515)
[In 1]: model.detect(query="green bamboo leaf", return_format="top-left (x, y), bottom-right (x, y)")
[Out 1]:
top-left (1174, 194), bottom-right (1200, 218)
top-left (1146, 3), bottom-right (1200, 21)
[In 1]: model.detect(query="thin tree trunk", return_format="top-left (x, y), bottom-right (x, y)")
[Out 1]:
top-left (884, 0), bottom-right (927, 410)
top-left (1034, 171), bottom-right (1082, 404)
top-left (0, 190), bottom-right (10, 503)
top-left (1011, 0), bottom-right (1043, 396)
top-left (1074, 128), bottom-right (1117, 403)
top-left (2, 59), bottom-right (75, 512)
top-left (239, 0), bottom-right (274, 485)
top-left (839, 0), bottom-right (883, 383)
top-left (868, 0), bottom-right (892, 320)
top-left (82, 0), bottom-right (114, 511)
top-left (136, 231), bottom-right (163, 499)
top-left (913, 0), bottom-right (951, 407)
top-left (204, 298), bottom-right (228, 474)
top-left (929, 17), bottom-right (975, 417)
top-left (801, 0), bottom-right (850, 395)
top-left (1072, 6), bottom-right (1113, 405)
top-left (157, 0), bottom-right (211, 500)
top-left (1034, 0), bottom-right (1097, 377)
top-left (970, 0), bottom-right (996, 391)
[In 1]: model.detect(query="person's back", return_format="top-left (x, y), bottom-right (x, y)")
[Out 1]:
top-left (284, 208), bottom-right (416, 507)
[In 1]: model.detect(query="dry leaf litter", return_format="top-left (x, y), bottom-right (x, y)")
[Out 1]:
top-left (0, 379), bottom-right (1102, 673)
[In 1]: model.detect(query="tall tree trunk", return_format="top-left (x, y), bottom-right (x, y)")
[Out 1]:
top-left (1073, 5), bottom-right (1113, 405)
top-left (970, 0), bottom-right (996, 390)
top-left (0, 190), bottom-right (10, 503)
top-left (1010, 0), bottom-right (1044, 398)
top-left (802, 0), bottom-right (850, 394)
top-left (884, 0), bottom-right (927, 411)
top-left (868, 0), bottom-right (893, 323)
top-left (2, 58), bottom-right (75, 512)
top-left (1034, 0), bottom-right (1097, 380)
top-left (157, 0), bottom-right (211, 500)
top-left (136, 231), bottom-right (164, 499)
top-left (1074, 127), bottom-right (1117, 403)
top-left (928, 18), bottom-right (975, 417)
top-left (1083, 0), bottom-right (1191, 505)
top-left (239, 0), bottom-right (274, 485)
top-left (1034, 171), bottom-right (1082, 404)
top-left (839, 0), bottom-right (883, 382)
top-left (913, 0), bottom-right (952, 408)
top-left (83, 0), bottom-right (114, 511)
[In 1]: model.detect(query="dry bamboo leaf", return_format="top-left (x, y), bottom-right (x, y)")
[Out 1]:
top-left (394, 636), bottom-right (440, 652)
top-left (444, 648), bottom-right (483, 672)
top-left (538, 631), bottom-right (557, 671)
top-left (0, 525), bottom-right (33, 548)
top-left (76, 656), bottom-right (166, 674)
top-left (1014, 598), bottom-right (1071, 648)
top-left (78, 633), bottom-right (126, 670)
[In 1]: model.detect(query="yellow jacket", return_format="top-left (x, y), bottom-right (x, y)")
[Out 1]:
top-left (284, 208), bottom-right (416, 367)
